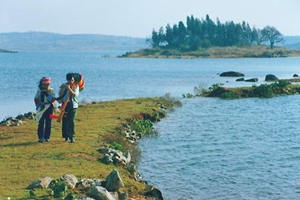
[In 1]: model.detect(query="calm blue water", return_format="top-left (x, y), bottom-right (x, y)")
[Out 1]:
top-left (1, 51), bottom-right (300, 199)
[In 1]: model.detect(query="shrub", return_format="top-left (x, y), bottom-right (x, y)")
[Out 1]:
top-left (49, 179), bottom-right (68, 198)
top-left (108, 142), bottom-right (124, 152)
top-left (182, 93), bottom-right (194, 98)
top-left (220, 91), bottom-right (239, 99)
top-left (252, 84), bottom-right (274, 97)
top-left (131, 119), bottom-right (154, 134)
top-left (194, 85), bottom-right (208, 96)
top-left (272, 80), bottom-right (290, 88)
top-left (162, 93), bottom-right (182, 107)
top-left (209, 83), bottom-right (224, 92)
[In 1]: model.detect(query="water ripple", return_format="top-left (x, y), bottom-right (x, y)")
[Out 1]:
top-left (139, 96), bottom-right (300, 200)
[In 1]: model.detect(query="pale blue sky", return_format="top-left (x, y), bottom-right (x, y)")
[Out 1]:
top-left (0, 0), bottom-right (299, 37)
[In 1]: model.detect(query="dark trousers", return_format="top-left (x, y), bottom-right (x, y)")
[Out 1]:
top-left (62, 103), bottom-right (77, 139)
top-left (38, 106), bottom-right (53, 140)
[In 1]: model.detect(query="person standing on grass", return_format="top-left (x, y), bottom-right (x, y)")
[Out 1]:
top-left (59, 73), bottom-right (80, 143)
top-left (34, 77), bottom-right (55, 143)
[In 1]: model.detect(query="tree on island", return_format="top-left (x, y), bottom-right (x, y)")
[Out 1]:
top-left (150, 15), bottom-right (284, 50)
top-left (261, 26), bottom-right (284, 49)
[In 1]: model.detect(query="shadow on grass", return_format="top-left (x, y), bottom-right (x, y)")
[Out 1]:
top-left (0, 141), bottom-right (37, 148)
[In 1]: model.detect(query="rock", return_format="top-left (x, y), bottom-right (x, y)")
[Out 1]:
top-left (24, 112), bottom-right (35, 119)
top-left (77, 179), bottom-right (104, 190)
top-left (110, 192), bottom-right (128, 200)
top-left (102, 153), bottom-right (114, 164)
top-left (99, 147), bottom-right (131, 166)
top-left (265, 74), bottom-right (279, 81)
top-left (127, 163), bottom-right (142, 182)
top-left (145, 186), bottom-right (164, 200)
top-left (61, 174), bottom-right (78, 189)
top-left (293, 74), bottom-right (299, 77)
top-left (88, 186), bottom-right (115, 200)
top-left (245, 78), bottom-right (258, 82)
top-left (236, 78), bottom-right (244, 81)
top-left (16, 114), bottom-right (25, 120)
top-left (118, 191), bottom-right (128, 200)
top-left (104, 169), bottom-right (124, 192)
top-left (76, 196), bottom-right (96, 200)
top-left (220, 71), bottom-right (245, 77)
top-left (27, 177), bottom-right (53, 189)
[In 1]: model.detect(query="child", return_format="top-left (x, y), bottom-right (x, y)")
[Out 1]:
top-left (34, 77), bottom-right (55, 143)
top-left (59, 73), bottom-right (80, 143)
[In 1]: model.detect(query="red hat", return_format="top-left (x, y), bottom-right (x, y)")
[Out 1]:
top-left (41, 77), bottom-right (51, 84)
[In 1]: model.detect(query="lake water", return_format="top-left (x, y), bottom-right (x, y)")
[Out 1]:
top-left (1, 51), bottom-right (300, 199)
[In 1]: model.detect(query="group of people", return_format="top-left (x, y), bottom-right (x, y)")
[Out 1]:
top-left (34, 73), bottom-right (84, 143)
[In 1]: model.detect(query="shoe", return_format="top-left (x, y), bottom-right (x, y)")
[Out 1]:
top-left (45, 139), bottom-right (50, 142)
top-left (38, 138), bottom-right (44, 143)
top-left (64, 137), bottom-right (69, 142)
top-left (70, 138), bottom-right (75, 143)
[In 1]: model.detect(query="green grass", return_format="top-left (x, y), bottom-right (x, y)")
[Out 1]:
top-left (0, 97), bottom-right (175, 199)
top-left (120, 45), bottom-right (300, 59)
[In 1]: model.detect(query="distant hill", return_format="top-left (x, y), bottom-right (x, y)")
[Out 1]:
top-left (0, 48), bottom-right (17, 53)
top-left (282, 36), bottom-right (300, 49)
top-left (0, 32), bottom-right (148, 52)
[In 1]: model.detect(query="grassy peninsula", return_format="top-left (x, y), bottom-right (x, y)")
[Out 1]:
top-left (0, 97), bottom-right (179, 199)
top-left (121, 15), bottom-right (300, 59)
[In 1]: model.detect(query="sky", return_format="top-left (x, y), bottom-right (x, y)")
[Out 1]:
top-left (0, 0), bottom-right (300, 37)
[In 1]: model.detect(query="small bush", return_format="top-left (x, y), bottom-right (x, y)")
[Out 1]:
top-left (49, 179), bottom-right (68, 198)
top-left (194, 85), bottom-right (208, 96)
top-left (162, 93), bottom-right (182, 107)
top-left (220, 91), bottom-right (239, 99)
top-left (131, 119), bottom-right (154, 134)
top-left (272, 80), bottom-right (290, 88)
top-left (252, 84), bottom-right (274, 97)
top-left (108, 142), bottom-right (124, 152)
top-left (182, 93), bottom-right (194, 98)
top-left (209, 83), bottom-right (224, 92)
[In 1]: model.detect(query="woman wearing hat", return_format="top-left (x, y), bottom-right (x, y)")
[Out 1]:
top-left (34, 77), bottom-right (56, 143)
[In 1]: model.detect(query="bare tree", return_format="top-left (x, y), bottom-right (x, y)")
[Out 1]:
top-left (261, 26), bottom-right (284, 49)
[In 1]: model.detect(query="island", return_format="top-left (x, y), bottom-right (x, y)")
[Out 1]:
top-left (121, 15), bottom-right (300, 59)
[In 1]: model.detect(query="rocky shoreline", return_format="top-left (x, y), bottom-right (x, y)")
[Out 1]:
top-left (0, 97), bottom-right (181, 199)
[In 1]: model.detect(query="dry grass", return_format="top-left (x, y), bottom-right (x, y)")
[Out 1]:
top-left (0, 97), bottom-right (173, 199)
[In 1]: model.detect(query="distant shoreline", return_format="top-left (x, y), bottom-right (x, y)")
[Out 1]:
top-left (120, 46), bottom-right (300, 59)
top-left (0, 49), bottom-right (17, 53)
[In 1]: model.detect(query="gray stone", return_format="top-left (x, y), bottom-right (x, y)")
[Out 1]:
top-left (75, 196), bottom-right (96, 200)
top-left (77, 178), bottom-right (104, 189)
top-left (61, 174), bottom-right (78, 189)
top-left (265, 74), bottom-right (279, 81)
top-left (220, 71), bottom-right (245, 77)
top-left (127, 163), bottom-right (142, 182)
top-left (118, 191), bottom-right (128, 200)
top-left (236, 78), bottom-right (244, 82)
top-left (245, 78), bottom-right (258, 82)
top-left (145, 186), bottom-right (164, 200)
top-left (27, 177), bottom-right (53, 189)
top-left (109, 191), bottom-right (128, 200)
top-left (99, 147), bottom-right (131, 166)
top-left (88, 186), bottom-right (115, 200)
top-left (104, 169), bottom-right (124, 192)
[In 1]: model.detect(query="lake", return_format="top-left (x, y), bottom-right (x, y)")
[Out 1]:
top-left (1, 51), bottom-right (300, 199)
